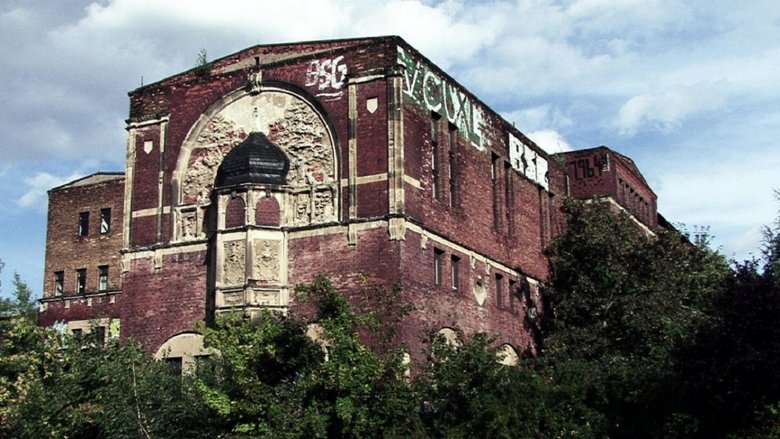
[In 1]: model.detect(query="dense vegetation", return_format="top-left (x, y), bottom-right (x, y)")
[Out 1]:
top-left (1, 196), bottom-right (779, 438)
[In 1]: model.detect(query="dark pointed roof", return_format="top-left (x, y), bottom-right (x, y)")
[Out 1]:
top-left (215, 132), bottom-right (289, 188)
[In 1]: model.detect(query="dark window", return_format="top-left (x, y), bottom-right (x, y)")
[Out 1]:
top-left (93, 326), bottom-right (106, 343)
top-left (166, 357), bottom-right (183, 375)
top-left (434, 248), bottom-right (444, 286)
top-left (76, 269), bottom-right (86, 294)
top-left (100, 208), bottom-right (111, 234)
top-left (98, 265), bottom-right (108, 291)
top-left (78, 212), bottom-right (89, 236)
top-left (54, 271), bottom-right (64, 296)
top-left (448, 124), bottom-right (458, 207)
top-left (504, 161), bottom-right (513, 235)
top-left (71, 328), bottom-right (83, 336)
top-left (495, 273), bottom-right (504, 309)
top-left (492, 154), bottom-right (501, 229)
top-left (451, 255), bottom-right (461, 292)
top-left (509, 279), bottom-right (518, 314)
top-left (431, 113), bottom-right (441, 200)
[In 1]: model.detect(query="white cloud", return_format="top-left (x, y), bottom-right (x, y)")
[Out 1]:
top-left (525, 130), bottom-right (573, 154)
top-left (17, 170), bottom-right (90, 211)
top-left (616, 84), bottom-right (726, 136)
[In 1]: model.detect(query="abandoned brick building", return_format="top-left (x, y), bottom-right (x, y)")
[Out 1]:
top-left (39, 36), bottom-right (658, 367)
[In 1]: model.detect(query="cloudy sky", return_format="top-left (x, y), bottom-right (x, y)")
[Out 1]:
top-left (1, 0), bottom-right (778, 297)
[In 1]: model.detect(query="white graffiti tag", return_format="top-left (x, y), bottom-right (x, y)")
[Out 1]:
top-left (305, 55), bottom-right (347, 100)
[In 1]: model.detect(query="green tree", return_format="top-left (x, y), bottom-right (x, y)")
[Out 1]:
top-left (673, 191), bottom-right (780, 438)
top-left (541, 199), bottom-right (730, 438)
top-left (197, 276), bottom-right (422, 438)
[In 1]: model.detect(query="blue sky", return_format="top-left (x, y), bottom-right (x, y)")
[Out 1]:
top-left (1, 0), bottom-right (778, 298)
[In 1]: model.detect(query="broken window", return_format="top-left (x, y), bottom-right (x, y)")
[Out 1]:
top-left (451, 255), bottom-right (460, 292)
top-left (100, 208), bottom-right (111, 234)
top-left (434, 248), bottom-right (444, 286)
top-left (76, 268), bottom-right (86, 294)
top-left (54, 271), bottom-right (64, 296)
top-left (78, 212), bottom-right (89, 236)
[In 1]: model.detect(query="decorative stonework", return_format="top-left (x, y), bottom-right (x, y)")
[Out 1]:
top-left (182, 115), bottom-right (246, 205)
top-left (177, 90), bottom-right (339, 231)
top-left (179, 209), bottom-right (198, 240)
top-left (223, 240), bottom-right (245, 286)
top-left (253, 240), bottom-right (280, 281)
top-left (270, 100), bottom-right (335, 187)
top-left (293, 192), bottom-right (311, 225)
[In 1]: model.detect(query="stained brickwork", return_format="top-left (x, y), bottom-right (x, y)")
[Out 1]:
top-left (39, 173), bottom-right (125, 327)
top-left (40, 37), bottom-right (658, 361)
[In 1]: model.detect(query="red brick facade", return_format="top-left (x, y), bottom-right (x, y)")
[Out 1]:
top-left (40, 37), bottom-right (659, 362)
top-left (39, 173), bottom-right (125, 333)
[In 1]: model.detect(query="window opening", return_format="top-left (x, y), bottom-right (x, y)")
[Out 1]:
top-left (98, 265), bottom-right (108, 291)
top-left (448, 124), bottom-right (458, 207)
top-left (451, 255), bottom-right (461, 292)
top-left (78, 212), bottom-right (89, 236)
top-left (434, 248), bottom-right (444, 286)
top-left (492, 153), bottom-right (501, 229)
top-left (504, 161), bottom-right (513, 235)
top-left (431, 113), bottom-right (441, 200)
top-left (509, 279), bottom-right (518, 314)
top-left (100, 208), bottom-right (111, 234)
top-left (54, 271), bottom-right (64, 296)
top-left (94, 326), bottom-right (106, 344)
top-left (495, 273), bottom-right (504, 309)
top-left (76, 269), bottom-right (86, 294)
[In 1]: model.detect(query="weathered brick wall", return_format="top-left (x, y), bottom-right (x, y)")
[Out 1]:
top-left (39, 174), bottom-right (125, 326)
top-left (561, 147), bottom-right (658, 229)
top-left (121, 249), bottom-right (209, 352)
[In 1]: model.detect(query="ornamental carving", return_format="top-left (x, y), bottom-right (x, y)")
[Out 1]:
top-left (179, 209), bottom-right (197, 240)
top-left (269, 100), bottom-right (334, 187)
top-left (293, 193), bottom-right (311, 225)
top-left (223, 240), bottom-right (245, 286)
top-left (179, 90), bottom-right (338, 227)
top-left (313, 190), bottom-right (336, 221)
top-left (253, 240), bottom-right (280, 281)
top-left (182, 116), bottom-right (246, 205)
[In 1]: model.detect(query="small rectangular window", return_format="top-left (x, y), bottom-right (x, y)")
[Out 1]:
top-left (98, 265), bottom-right (108, 291)
top-left (100, 208), bottom-right (111, 234)
top-left (71, 328), bottom-right (83, 336)
top-left (76, 269), bottom-right (86, 294)
top-left (509, 279), bottom-right (518, 314)
top-left (54, 271), bottom-right (64, 296)
top-left (448, 124), bottom-right (458, 207)
top-left (495, 273), bottom-right (504, 309)
top-left (431, 113), bottom-right (441, 200)
top-left (94, 326), bottom-right (106, 343)
top-left (451, 255), bottom-right (460, 292)
top-left (492, 154), bottom-right (501, 230)
top-left (78, 212), bottom-right (90, 236)
top-left (434, 248), bottom-right (444, 286)
top-left (166, 357), bottom-right (183, 375)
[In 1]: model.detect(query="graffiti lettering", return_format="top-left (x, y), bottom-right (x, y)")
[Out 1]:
top-left (305, 55), bottom-right (347, 100)
top-left (570, 158), bottom-right (608, 180)
top-left (508, 134), bottom-right (549, 190)
top-left (397, 46), bottom-right (484, 149)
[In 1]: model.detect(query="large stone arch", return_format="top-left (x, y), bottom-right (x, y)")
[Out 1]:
top-left (171, 84), bottom-right (340, 241)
